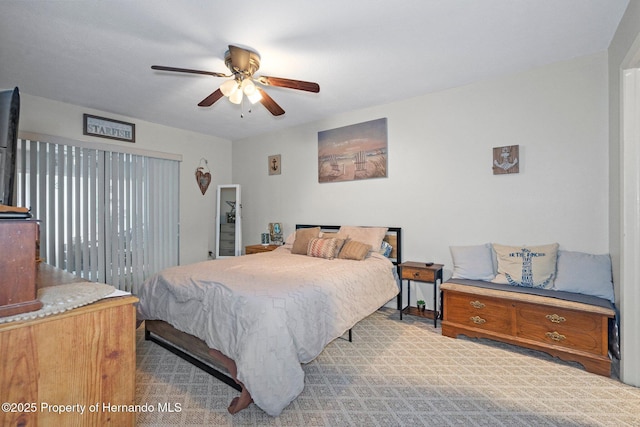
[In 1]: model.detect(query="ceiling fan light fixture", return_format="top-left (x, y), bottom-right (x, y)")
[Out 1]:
top-left (247, 90), bottom-right (262, 104)
top-left (219, 79), bottom-right (238, 97)
top-left (229, 89), bottom-right (243, 104)
top-left (241, 79), bottom-right (257, 96)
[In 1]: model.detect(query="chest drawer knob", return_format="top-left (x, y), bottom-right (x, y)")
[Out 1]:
top-left (545, 314), bottom-right (566, 324)
top-left (545, 331), bottom-right (566, 342)
top-left (470, 316), bottom-right (486, 325)
top-left (470, 300), bottom-right (485, 309)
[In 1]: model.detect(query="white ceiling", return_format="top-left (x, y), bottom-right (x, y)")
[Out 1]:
top-left (0, 0), bottom-right (629, 142)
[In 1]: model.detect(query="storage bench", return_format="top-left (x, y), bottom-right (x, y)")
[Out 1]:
top-left (441, 279), bottom-right (616, 376)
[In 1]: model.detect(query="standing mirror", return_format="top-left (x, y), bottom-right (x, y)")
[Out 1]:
top-left (215, 184), bottom-right (242, 258)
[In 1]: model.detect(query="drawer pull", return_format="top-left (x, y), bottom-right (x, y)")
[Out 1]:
top-left (470, 316), bottom-right (486, 325)
top-left (546, 314), bottom-right (566, 324)
top-left (545, 331), bottom-right (566, 342)
top-left (470, 300), bottom-right (485, 309)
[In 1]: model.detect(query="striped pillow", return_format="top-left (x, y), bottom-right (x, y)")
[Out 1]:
top-left (307, 237), bottom-right (343, 259)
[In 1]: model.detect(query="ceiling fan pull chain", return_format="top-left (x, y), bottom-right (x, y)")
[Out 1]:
top-left (239, 96), bottom-right (252, 118)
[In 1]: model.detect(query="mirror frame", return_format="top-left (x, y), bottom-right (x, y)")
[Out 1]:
top-left (215, 184), bottom-right (242, 258)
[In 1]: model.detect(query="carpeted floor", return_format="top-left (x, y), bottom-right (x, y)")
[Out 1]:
top-left (135, 309), bottom-right (640, 426)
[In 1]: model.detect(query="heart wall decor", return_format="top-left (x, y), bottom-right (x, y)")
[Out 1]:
top-left (195, 159), bottom-right (211, 195)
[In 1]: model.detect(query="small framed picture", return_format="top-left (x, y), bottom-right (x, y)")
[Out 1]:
top-left (269, 222), bottom-right (283, 244)
top-left (268, 154), bottom-right (281, 175)
top-left (493, 145), bottom-right (519, 175)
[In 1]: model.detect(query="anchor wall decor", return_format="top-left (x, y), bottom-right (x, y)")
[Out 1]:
top-left (492, 145), bottom-right (519, 175)
top-left (268, 154), bottom-right (281, 175)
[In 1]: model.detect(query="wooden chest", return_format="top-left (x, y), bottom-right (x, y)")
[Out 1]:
top-left (441, 282), bottom-right (614, 376)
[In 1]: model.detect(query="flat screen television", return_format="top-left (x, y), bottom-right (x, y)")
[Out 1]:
top-left (0, 87), bottom-right (20, 207)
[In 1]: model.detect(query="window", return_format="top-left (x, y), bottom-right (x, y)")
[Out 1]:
top-left (15, 137), bottom-right (179, 293)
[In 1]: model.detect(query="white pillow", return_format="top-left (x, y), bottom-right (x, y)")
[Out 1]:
top-left (450, 244), bottom-right (495, 281)
top-left (553, 250), bottom-right (615, 302)
top-left (492, 243), bottom-right (559, 289)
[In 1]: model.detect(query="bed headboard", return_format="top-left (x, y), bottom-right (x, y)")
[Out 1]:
top-left (295, 224), bottom-right (402, 274)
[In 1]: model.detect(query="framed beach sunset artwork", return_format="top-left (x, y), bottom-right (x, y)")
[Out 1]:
top-left (318, 118), bottom-right (388, 183)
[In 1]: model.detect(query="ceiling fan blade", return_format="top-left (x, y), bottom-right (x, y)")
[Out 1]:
top-left (197, 89), bottom-right (224, 107)
top-left (257, 88), bottom-right (285, 116)
top-left (258, 76), bottom-right (320, 93)
top-left (228, 45), bottom-right (251, 72)
top-left (151, 65), bottom-right (228, 78)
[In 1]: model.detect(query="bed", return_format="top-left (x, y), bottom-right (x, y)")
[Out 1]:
top-left (137, 224), bottom-right (402, 416)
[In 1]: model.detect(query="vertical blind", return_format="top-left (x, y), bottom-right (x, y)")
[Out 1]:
top-left (15, 137), bottom-right (179, 293)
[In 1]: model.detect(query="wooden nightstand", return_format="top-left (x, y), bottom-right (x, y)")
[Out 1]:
top-left (399, 261), bottom-right (444, 327)
top-left (245, 244), bottom-right (279, 255)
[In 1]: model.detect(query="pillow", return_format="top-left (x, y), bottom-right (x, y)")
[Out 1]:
top-left (320, 231), bottom-right (339, 238)
top-left (284, 232), bottom-right (296, 246)
top-left (491, 243), bottom-right (559, 289)
top-left (337, 240), bottom-right (371, 260)
top-left (291, 227), bottom-right (321, 254)
top-left (450, 244), bottom-right (495, 281)
top-left (379, 240), bottom-right (393, 257)
top-left (307, 237), bottom-right (344, 260)
top-left (336, 226), bottom-right (388, 251)
top-left (553, 250), bottom-right (615, 302)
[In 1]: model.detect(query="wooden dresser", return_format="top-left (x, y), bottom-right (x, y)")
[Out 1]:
top-left (441, 282), bottom-right (614, 376)
top-left (0, 264), bottom-right (139, 426)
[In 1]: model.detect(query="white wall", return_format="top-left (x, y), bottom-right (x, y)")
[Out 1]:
top-left (17, 94), bottom-right (232, 265)
top-left (233, 52), bottom-right (609, 306)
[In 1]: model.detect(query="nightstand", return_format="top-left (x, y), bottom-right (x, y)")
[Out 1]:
top-left (245, 244), bottom-right (279, 255)
top-left (399, 261), bottom-right (444, 327)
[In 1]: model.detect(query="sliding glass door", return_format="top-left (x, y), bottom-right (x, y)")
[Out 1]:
top-left (15, 137), bottom-right (179, 293)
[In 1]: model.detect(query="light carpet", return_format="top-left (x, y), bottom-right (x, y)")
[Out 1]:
top-left (135, 308), bottom-right (640, 426)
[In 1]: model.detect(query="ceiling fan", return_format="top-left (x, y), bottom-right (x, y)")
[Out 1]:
top-left (151, 45), bottom-right (320, 117)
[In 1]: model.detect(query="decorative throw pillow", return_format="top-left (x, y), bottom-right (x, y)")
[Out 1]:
top-left (337, 240), bottom-right (371, 260)
top-left (491, 243), bottom-right (559, 289)
top-left (336, 226), bottom-right (388, 252)
top-left (379, 240), bottom-right (393, 257)
top-left (450, 244), bottom-right (495, 281)
top-left (291, 227), bottom-right (321, 255)
top-left (307, 237), bottom-right (343, 260)
top-left (553, 250), bottom-right (615, 302)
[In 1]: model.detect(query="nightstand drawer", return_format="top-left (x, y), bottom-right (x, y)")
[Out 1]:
top-left (402, 266), bottom-right (436, 282)
top-left (245, 244), bottom-right (278, 255)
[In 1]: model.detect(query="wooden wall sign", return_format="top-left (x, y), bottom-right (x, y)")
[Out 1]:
top-left (268, 155), bottom-right (281, 175)
top-left (493, 145), bottom-right (519, 175)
